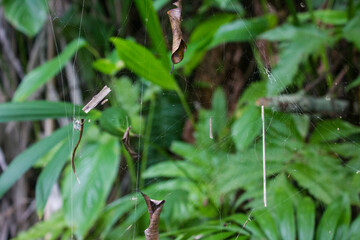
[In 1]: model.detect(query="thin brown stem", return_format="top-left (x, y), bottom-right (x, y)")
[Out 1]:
top-left (72, 119), bottom-right (85, 184)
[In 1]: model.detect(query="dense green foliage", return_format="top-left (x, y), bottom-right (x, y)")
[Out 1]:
top-left (1, 0), bottom-right (360, 239)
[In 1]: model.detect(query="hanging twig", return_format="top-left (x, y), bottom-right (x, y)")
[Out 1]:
top-left (261, 105), bottom-right (267, 207)
top-left (82, 85), bottom-right (111, 113)
top-left (257, 94), bottom-right (350, 116)
top-left (141, 192), bottom-right (165, 240)
top-left (209, 117), bottom-right (213, 139)
top-left (72, 119), bottom-right (84, 184)
top-left (327, 66), bottom-right (349, 96)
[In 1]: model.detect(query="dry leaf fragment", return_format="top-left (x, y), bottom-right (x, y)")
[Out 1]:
top-left (167, 0), bottom-right (187, 74)
top-left (122, 127), bottom-right (140, 159)
top-left (141, 192), bottom-right (165, 240)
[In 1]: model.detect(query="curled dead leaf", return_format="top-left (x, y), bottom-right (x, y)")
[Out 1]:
top-left (141, 192), bottom-right (165, 240)
top-left (167, 0), bottom-right (187, 73)
top-left (122, 126), bottom-right (140, 159)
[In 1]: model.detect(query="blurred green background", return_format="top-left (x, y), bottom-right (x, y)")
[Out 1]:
top-left (0, 0), bottom-right (360, 239)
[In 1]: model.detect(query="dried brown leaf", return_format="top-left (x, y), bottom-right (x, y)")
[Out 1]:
top-left (141, 192), bottom-right (165, 240)
top-left (167, 0), bottom-right (187, 73)
top-left (122, 126), bottom-right (140, 159)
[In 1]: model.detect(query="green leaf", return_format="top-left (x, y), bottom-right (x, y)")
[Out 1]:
top-left (13, 39), bottom-right (87, 102)
top-left (253, 209), bottom-right (279, 240)
top-left (3, 0), bottom-right (47, 37)
top-left (111, 38), bottom-right (179, 91)
top-left (180, 14), bottom-right (236, 74)
top-left (134, 0), bottom-right (170, 69)
top-left (143, 161), bottom-right (202, 179)
top-left (209, 14), bottom-right (278, 48)
top-left (261, 24), bottom-right (331, 96)
top-left (12, 212), bottom-right (66, 240)
top-left (0, 125), bottom-right (71, 198)
top-left (93, 195), bottom-right (134, 238)
top-left (310, 119), bottom-right (360, 143)
top-left (62, 134), bottom-right (120, 238)
top-left (296, 197), bottom-right (315, 240)
top-left (35, 141), bottom-right (73, 217)
top-left (272, 189), bottom-right (295, 240)
top-left (99, 107), bottom-right (128, 136)
top-left (316, 198), bottom-right (344, 240)
top-left (225, 213), bottom-right (266, 239)
top-left (346, 215), bottom-right (360, 240)
top-left (346, 76), bottom-right (360, 92)
top-left (237, 81), bottom-right (266, 106)
top-left (0, 101), bottom-right (85, 122)
top-left (231, 106), bottom-right (262, 151)
top-left (153, 0), bottom-right (171, 11)
top-left (289, 163), bottom-right (333, 204)
top-left (92, 50), bottom-right (125, 76)
top-left (211, 87), bottom-right (227, 137)
top-left (297, 10), bottom-right (347, 25)
top-left (335, 195), bottom-right (351, 240)
top-left (343, 13), bottom-right (360, 50)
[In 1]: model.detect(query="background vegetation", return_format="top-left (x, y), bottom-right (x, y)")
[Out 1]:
top-left (0, 0), bottom-right (360, 239)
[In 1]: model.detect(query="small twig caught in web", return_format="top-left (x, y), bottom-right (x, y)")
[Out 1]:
top-left (261, 105), bottom-right (267, 207)
top-left (100, 99), bottom-right (108, 105)
top-left (209, 117), bottom-right (213, 139)
top-left (72, 119), bottom-right (85, 184)
top-left (122, 127), bottom-right (140, 159)
top-left (243, 218), bottom-right (252, 228)
top-left (82, 85), bottom-right (111, 113)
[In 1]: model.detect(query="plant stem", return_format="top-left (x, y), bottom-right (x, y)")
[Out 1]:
top-left (285, 0), bottom-right (299, 25)
top-left (176, 89), bottom-right (195, 127)
top-left (321, 47), bottom-right (333, 87)
top-left (122, 145), bottom-right (137, 189)
top-left (305, 0), bottom-right (315, 23)
top-left (348, 0), bottom-right (354, 20)
top-left (140, 95), bottom-right (156, 188)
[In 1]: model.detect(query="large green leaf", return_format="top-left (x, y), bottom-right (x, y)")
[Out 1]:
top-left (179, 14), bottom-right (236, 74)
top-left (99, 107), bottom-right (128, 137)
top-left (310, 119), bottom-right (360, 143)
top-left (211, 87), bottom-right (227, 137)
top-left (231, 106), bottom-right (262, 151)
top-left (272, 189), bottom-right (295, 240)
top-left (316, 198), bottom-right (344, 240)
top-left (12, 212), bottom-right (66, 240)
top-left (0, 101), bottom-right (85, 122)
top-left (13, 39), bottom-right (87, 102)
top-left (209, 14), bottom-right (277, 48)
top-left (261, 24), bottom-right (332, 96)
top-left (0, 125), bottom-right (71, 198)
top-left (346, 215), bottom-right (360, 240)
top-left (297, 10), bottom-right (347, 25)
top-left (111, 38), bottom-right (179, 91)
top-left (343, 13), bottom-right (360, 50)
top-left (3, 0), bottom-right (47, 37)
top-left (296, 197), bottom-right (315, 240)
top-left (134, 0), bottom-right (170, 69)
top-left (35, 141), bottom-right (73, 217)
top-left (62, 134), bottom-right (120, 238)
top-left (253, 209), bottom-right (279, 240)
top-left (289, 163), bottom-right (333, 204)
